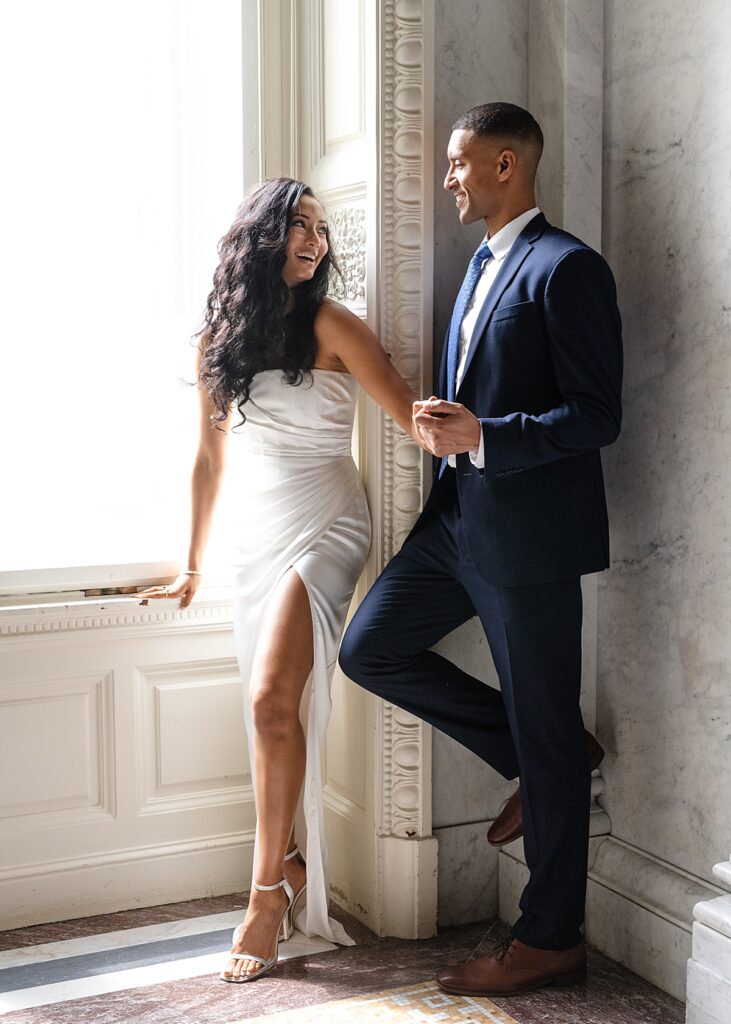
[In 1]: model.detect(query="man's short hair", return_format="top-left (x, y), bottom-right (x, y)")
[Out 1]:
top-left (453, 102), bottom-right (544, 153)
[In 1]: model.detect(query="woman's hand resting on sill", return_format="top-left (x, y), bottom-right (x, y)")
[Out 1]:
top-left (137, 572), bottom-right (201, 609)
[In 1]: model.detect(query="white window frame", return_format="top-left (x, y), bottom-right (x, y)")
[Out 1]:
top-left (0, 1), bottom-right (268, 606)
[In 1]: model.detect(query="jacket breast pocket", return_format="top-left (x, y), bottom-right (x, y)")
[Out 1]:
top-left (490, 300), bottom-right (536, 324)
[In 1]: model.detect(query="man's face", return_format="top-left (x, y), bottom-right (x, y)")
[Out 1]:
top-left (443, 129), bottom-right (501, 225)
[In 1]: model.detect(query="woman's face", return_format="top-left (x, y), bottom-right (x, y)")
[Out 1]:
top-left (281, 194), bottom-right (329, 288)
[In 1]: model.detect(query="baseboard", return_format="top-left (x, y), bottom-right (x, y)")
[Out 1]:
top-left (0, 832), bottom-right (254, 930)
top-left (498, 835), bottom-right (724, 1002)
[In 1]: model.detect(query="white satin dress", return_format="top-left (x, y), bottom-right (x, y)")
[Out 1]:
top-left (228, 368), bottom-right (371, 947)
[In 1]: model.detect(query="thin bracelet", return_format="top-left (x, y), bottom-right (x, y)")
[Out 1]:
top-left (183, 569), bottom-right (202, 576)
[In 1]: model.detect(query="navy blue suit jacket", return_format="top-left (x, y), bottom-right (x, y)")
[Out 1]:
top-left (426, 212), bottom-right (623, 586)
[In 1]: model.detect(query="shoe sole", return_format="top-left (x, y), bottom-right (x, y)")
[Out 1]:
top-left (437, 966), bottom-right (587, 997)
top-left (488, 743), bottom-right (606, 848)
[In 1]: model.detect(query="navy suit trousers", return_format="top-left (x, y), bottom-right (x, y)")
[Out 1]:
top-left (339, 473), bottom-right (591, 949)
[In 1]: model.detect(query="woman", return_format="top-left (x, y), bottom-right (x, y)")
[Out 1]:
top-left (138, 178), bottom-right (420, 982)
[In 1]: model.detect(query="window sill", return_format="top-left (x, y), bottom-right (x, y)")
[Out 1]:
top-left (0, 585), bottom-right (234, 638)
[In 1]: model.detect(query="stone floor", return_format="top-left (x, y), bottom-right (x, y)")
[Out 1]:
top-left (0, 893), bottom-right (686, 1024)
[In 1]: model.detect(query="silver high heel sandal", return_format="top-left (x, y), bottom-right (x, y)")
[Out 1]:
top-left (220, 876), bottom-right (294, 984)
top-left (280, 845), bottom-right (308, 941)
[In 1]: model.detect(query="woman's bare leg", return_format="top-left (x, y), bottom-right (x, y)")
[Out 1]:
top-left (223, 568), bottom-right (312, 980)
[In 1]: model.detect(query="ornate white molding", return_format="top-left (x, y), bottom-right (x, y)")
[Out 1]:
top-left (375, 0), bottom-right (434, 846)
top-left (329, 203), bottom-right (367, 308)
top-left (0, 591), bottom-right (234, 639)
top-left (322, 182), bottom-right (368, 318)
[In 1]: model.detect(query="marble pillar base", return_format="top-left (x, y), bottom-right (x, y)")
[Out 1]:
top-left (686, 885), bottom-right (731, 1024)
top-left (434, 822), bottom-right (498, 927)
top-left (498, 836), bottom-right (724, 1002)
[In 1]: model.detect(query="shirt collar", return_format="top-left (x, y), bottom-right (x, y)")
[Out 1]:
top-left (484, 206), bottom-right (541, 263)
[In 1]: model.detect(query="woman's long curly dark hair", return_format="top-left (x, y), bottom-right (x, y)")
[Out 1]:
top-left (197, 177), bottom-right (338, 425)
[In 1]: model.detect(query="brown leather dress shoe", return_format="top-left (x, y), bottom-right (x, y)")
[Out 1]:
top-left (437, 936), bottom-right (587, 996)
top-left (487, 730), bottom-right (605, 847)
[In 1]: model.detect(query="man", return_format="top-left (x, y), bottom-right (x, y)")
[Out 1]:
top-left (339, 102), bottom-right (622, 995)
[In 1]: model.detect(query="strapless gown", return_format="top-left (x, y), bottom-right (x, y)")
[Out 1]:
top-left (227, 368), bottom-right (371, 946)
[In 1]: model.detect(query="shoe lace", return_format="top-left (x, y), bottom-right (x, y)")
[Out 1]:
top-left (492, 936), bottom-right (515, 962)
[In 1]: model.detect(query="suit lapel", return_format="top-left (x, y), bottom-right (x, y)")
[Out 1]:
top-left (457, 214), bottom-right (546, 393)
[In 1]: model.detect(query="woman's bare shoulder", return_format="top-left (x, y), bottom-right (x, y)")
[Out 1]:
top-left (315, 297), bottom-right (360, 332)
top-left (314, 298), bottom-right (371, 367)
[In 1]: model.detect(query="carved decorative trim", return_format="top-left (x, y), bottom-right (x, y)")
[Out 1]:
top-left (376, 0), bottom-right (433, 840)
top-left (328, 204), bottom-right (367, 308)
top-left (381, 704), bottom-right (430, 838)
top-left (0, 594), bottom-right (234, 638)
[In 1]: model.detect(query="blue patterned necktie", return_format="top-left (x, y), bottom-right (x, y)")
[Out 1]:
top-left (445, 240), bottom-right (493, 402)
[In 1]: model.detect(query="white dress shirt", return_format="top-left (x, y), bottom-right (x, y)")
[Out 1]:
top-left (447, 206), bottom-right (541, 469)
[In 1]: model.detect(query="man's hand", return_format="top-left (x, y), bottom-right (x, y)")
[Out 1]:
top-left (412, 397), bottom-right (481, 457)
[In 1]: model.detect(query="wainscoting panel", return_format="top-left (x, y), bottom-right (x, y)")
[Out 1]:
top-left (0, 598), bottom-right (253, 929)
top-left (0, 670), bottom-right (115, 827)
top-left (135, 659), bottom-right (250, 814)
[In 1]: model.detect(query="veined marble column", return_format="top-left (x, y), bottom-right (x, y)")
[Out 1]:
top-left (598, 0), bottom-right (731, 1002)
top-left (686, 853), bottom-right (731, 1024)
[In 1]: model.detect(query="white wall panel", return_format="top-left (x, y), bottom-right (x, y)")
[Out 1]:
top-left (324, 671), bottom-right (366, 812)
top-left (0, 671), bottom-right (114, 828)
top-left (323, 0), bottom-right (365, 148)
top-left (0, 598), bottom-right (254, 927)
top-left (136, 659), bottom-right (250, 813)
top-left (297, 0), bottom-right (368, 189)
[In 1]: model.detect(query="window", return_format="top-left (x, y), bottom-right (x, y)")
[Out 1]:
top-left (0, 0), bottom-right (251, 592)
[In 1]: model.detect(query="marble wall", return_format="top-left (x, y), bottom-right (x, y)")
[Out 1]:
top-left (427, 0), bottom-right (528, 929)
top-left (430, 0), bottom-right (528, 924)
top-left (599, 0), bottom-right (731, 890)
top-left (432, 0), bottom-right (528, 358)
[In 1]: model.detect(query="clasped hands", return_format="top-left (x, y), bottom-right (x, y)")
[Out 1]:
top-left (412, 397), bottom-right (481, 458)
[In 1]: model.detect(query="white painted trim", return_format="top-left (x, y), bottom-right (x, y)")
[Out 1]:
top-left (259, 0), bottom-right (296, 179)
top-left (366, 0), bottom-right (437, 938)
top-left (0, 830), bottom-right (254, 883)
top-left (0, 831), bottom-right (254, 931)
top-left (0, 562), bottom-right (186, 599)
top-left (323, 785), bottom-right (366, 824)
top-left (0, 586), bottom-right (233, 639)
top-left (242, 0), bottom-right (261, 189)
top-left (376, 834), bottom-right (438, 939)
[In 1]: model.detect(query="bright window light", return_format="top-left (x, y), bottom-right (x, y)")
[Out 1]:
top-left (0, 0), bottom-right (245, 583)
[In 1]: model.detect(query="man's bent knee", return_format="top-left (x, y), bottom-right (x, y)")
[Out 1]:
top-left (338, 621), bottom-right (371, 683)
